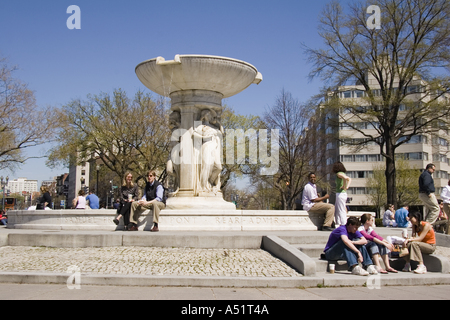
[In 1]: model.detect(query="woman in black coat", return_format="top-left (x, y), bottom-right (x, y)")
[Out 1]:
top-left (37, 186), bottom-right (52, 210)
top-left (113, 172), bottom-right (139, 230)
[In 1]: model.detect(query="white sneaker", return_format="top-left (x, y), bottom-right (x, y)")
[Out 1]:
top-left (352, 265), bottom-right (369, 276)
top-left (402, 263), bottom-right (411, 272)
top-left (414, 264), bottom-right (427, 274)
top-left (366, 265), bottom-right (378, 275)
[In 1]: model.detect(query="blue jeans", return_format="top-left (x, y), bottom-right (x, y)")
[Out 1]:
top-left (366, 241), bottom-right (388, 256)
top-left (325, 239), bottom-right (373, 269)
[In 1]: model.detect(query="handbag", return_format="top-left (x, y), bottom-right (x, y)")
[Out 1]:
top-left (391, 244), bottom-right (401, 258)
top-left (399, 246), bottom-right (409, 258)
top-left (391, 244), bottom-right (409, 258)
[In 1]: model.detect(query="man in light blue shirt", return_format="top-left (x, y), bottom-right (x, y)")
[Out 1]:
top-left (395, 205), bottom-right (410, 228)
top-left (86, 190), bottom-right (100, 209)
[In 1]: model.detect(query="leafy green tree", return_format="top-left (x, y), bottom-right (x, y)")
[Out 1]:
top-left (366, 157), bottom-right (421, 213)
top-left (47, 89), bottom-right (170, 184)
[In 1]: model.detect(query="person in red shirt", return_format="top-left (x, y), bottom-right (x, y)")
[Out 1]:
top-left (0, 210), bottom-right (7, 226)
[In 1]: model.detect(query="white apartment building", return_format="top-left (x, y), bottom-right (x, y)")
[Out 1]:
top-left (8, 178), bottom-right (38, 195)
top-left (320, 74), bottom-right (450, 210)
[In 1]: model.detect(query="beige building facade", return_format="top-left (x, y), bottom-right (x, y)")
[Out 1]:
top-left (319, 74), bottom-right (450, 211)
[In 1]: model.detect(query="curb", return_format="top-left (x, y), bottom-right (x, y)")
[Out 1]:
top-left (0, 272), bottom-right (316, 288)
top-left (1, 271), bottom-right (450, 289)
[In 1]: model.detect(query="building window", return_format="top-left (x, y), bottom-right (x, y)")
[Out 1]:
top-left (397, 135), bottom-right (428, 144)
top-left (432, 137), bottom-right (449, 149)
top-left (402, 152), bottom-right (429, 161)
top-left (347, 187), bottom-right (367, 195)
top-left (436, 171), bottom-right (449, 180)
top-left (407, 85), bottom-right (421, 94)
top-left (433, 153), bottom-right (449, 163)
top-left (342, 91), bottom-right (352, 98)
top-left (347, 171), bottom-right (374, 178)
top-left (339, 154), bottom-right (382, 162)
top-left (355, 90), bottom-right (365, 98)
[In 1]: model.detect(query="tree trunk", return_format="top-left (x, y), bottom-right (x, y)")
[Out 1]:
top-left (385, 141), bottom-right (397, 208)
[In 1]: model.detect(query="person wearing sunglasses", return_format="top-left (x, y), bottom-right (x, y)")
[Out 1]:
top-left (128, 170), bottom-right (165, 232)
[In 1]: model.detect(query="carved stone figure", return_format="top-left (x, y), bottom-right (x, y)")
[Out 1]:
top-left (193, 109), bottom-right (223, 195)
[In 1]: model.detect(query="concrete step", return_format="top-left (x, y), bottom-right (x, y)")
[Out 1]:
top-left (293, 243), bottom-right (324, 258)
top-left (294, 243), bottom-right (450, 274)
top-left (278, 233), bottom-right (330, 245)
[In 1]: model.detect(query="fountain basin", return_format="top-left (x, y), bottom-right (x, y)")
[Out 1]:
top-left (135, 54), bottom-right (263, 98)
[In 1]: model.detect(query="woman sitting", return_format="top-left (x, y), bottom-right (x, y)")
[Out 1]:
top-left (382, 204), bottom-right (397, 227)
top-left (113, 172), bottom-right (139, 230)
top-left (359, 213), bottom-right (397, 273)
top-left (402, 211), bottom-right (436, 274)
top-left (37, 186), bottom-right (52, 210)
top-left (72, 190), bottom-right (86, 209)
top-left (0, 210), bottom-right (7, 226)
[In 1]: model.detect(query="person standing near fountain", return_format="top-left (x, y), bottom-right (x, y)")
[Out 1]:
top-left (333, 161), bottom-right (351, 227)
top-left (129, 170), bottom-right (165, 232)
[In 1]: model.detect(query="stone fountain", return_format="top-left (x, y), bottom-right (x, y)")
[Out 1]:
top-left (135, 54), bottom-right (262, 210)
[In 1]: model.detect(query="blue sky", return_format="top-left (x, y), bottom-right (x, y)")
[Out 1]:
top-left (0, 0), bottom-right (349, 184)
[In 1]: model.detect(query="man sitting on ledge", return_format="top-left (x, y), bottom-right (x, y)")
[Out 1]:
top-left (301, 172), bottom-right (335, 231)
top-left (128, 170), bottom-right (165, 232)
top-left (322, 216), bottom-right (378, 276)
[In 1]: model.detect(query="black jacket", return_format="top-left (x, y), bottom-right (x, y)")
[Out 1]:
top-left (419, 170), bottom-right (435, 195)
top-left (144, 180), bottom-right (166, 205)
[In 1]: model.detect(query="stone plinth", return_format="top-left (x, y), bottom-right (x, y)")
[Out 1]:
top-left (7, 209), bottom-right (322, 231)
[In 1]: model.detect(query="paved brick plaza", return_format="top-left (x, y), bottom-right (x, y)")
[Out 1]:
top-left (0, 246), bottom-right (303, 278)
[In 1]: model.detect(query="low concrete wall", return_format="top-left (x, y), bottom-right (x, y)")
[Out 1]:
top-left (6, 209), bottom-right (323, 231)
top-left (7, 209), bottom-right (377, 232)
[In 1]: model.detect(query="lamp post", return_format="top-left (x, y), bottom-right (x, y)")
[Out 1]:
top-left (80, 177), bottom-right (85, 193)
top-left (96, 164), bottom-right (100, 196)
top-left (0, 176), bottom-right (9, 210)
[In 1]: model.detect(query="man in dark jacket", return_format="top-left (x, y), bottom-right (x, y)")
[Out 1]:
top-left (129, 170), bottom-right (165, 232)
top-left (419, 163), bottom-right (439, 224)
